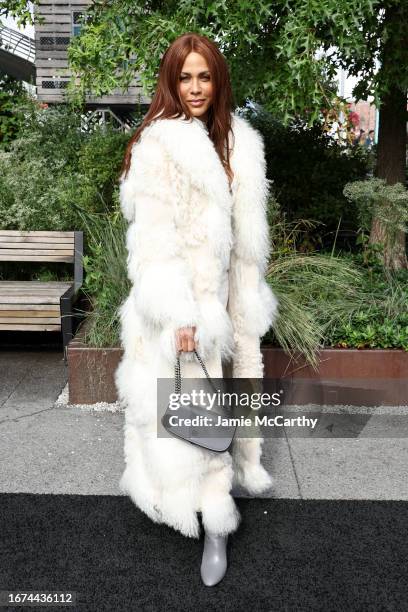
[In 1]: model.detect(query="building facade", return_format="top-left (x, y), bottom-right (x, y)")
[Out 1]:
top-left (34, 0), bottom-right (150, 108)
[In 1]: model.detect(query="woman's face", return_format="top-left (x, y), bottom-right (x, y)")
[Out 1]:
top-left (178, 51), bottom-right (213, 122)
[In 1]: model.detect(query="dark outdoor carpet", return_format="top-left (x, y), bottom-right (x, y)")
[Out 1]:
top-left (1, 494), bottom-right (407, 612)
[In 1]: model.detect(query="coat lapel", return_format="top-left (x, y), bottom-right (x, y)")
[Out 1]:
top-left (145, 113), bottom-right (259, 206)
top-left (145, 114), bottom-right (232, 212)
top-left (144, 112), bottom-right (270, 268)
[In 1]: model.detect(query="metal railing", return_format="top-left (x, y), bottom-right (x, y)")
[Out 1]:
top-left (0, 23), bottom-right (35, 63)
top-left (81, 109), bottom-right (138, 132)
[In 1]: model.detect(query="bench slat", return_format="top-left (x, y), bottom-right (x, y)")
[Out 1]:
top-left (0, 283), bottom-right (72, 300)
top-left (0, 230), bottom-right (74, 237)
top-left (0, 304), bottom-right (60, 313)
top-left (0, 291), bottom-right (69, 296)
top-left (0, 249), bottom-right (74, 256)
top-left (0, 243), bottom-right (75, 250)
top-left (0, 281), bottom-right (71, 284)
top-left (0, 296), bottom-right (65, 304)
top-left (0, 255), bottom-right (75, 262)
top-left (0, 236), bottom-right (74, 244)
top-left (0, 286), bottom-right (70, 291)
top-left (0, 297), bottom-right (69, 302)
top-left (0, 309), bottom-right (60, 316)
top-left (0, 317), bottom-right (61, 324)
top-left (0, 282), bottom-right (71, 287)
top-left (0, 324), bottom-right (61, 331)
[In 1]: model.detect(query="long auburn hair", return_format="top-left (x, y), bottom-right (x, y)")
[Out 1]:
top-left (121, 32), bottom-right (236, 186)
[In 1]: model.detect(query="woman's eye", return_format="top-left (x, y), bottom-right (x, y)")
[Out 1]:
top-left (180, 76), bottom-right (210, 81)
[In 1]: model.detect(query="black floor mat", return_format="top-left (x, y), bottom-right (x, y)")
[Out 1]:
top-left (1, 494), bottom-right (407, 611)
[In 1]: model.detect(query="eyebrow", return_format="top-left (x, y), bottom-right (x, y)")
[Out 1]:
top-left (180, 71), bottom-right (210, 76)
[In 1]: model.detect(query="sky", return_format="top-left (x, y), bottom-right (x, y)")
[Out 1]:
top-left (2, 14), bottom-right (34, 38)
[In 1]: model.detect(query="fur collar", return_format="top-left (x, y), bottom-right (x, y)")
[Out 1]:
top-left (140, 112), bottom-right (270, 267)
top-left (143, 112), bottom-right (260, 204)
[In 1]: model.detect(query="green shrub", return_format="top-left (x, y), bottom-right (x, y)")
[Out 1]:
top-left (343, 177), bottom-right (408, 246)
top-left (264, 197), bottom-right (408, 360)
top-left (75, 129), bottom-right (128, 215)
top-left (0, 102), bottom-right (129, 229)
top-left (0, 72), bottom-right (28, 149)
top-left (75, 201), bottom-right (131, 348)
top-left (263, 197), bottom-right (364, 367)
top-left (242, 105), bottom-right (371, 250)
top-left (325, 250), bottom-right (408, 350)
top-left (0, 102), bottom-right (130, 281)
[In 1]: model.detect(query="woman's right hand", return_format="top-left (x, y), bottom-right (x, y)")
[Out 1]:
top-left (175, 326), bottom-right (198, 352)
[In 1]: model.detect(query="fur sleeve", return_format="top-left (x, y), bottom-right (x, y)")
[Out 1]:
top-left (228, 116), bottom-right (279, 377)
top-left (119, 130), bottom-right (199, 332)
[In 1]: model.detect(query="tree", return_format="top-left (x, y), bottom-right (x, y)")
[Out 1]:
top-left (0, 0), bottom-right (38, 26)
top-left (368, 2), bottom-right (408, 269)
top-left (68, 0), bottom-right (408, 267)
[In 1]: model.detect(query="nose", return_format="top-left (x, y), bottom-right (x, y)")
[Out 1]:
top-left (190, 78), bottom-right (202, 94)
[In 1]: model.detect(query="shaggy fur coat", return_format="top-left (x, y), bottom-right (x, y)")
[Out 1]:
top-left (115, 111), bottom-right (279, 538)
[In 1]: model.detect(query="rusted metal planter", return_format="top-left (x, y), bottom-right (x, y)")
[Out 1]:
top-left (262, 347), bottom-right (408, 406)
top-left (67, 322), bottom-right (122, 405)
top-left (68, 324), bottom-right (408, 405)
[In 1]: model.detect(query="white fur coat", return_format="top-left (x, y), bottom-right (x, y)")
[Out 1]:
top-left (115, 111), bottom-right (279, 539)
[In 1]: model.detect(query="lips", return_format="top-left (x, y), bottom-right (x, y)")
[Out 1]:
top-left (189, 100), bottom-right (205, 105)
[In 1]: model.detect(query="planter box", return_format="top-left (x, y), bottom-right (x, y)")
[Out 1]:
top-left (68, 322), bottom-right (122, 405)
top-left (262, 348), bottom-right (408, 407)
top-left (68, 324), bottom-right (408, 405)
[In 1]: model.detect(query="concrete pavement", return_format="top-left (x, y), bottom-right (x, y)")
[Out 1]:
top-left (1, 349), bottom-right (408, 500)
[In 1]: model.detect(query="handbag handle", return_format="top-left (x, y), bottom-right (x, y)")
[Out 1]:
top-left (175, 349), bottom-right (219, 395)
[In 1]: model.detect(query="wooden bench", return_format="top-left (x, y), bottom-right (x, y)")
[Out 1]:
top-left (0, 230), bottom-right (83, 362)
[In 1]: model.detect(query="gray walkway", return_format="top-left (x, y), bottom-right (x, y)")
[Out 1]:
top-left (1, 350), bottom-right (408, 499)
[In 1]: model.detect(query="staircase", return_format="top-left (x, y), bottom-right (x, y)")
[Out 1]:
top-left (0, 23), bottom-right (35, 82)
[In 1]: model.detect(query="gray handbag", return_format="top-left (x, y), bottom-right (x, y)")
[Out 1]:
top-left (161, 349), bottom-right (237, 452)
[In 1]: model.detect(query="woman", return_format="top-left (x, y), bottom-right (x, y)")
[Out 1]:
top-left (115, 32), bottom-right (278, 586)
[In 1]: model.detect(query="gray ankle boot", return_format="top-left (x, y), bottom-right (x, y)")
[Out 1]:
top-left (200, 530), bottom-right (228, 586)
